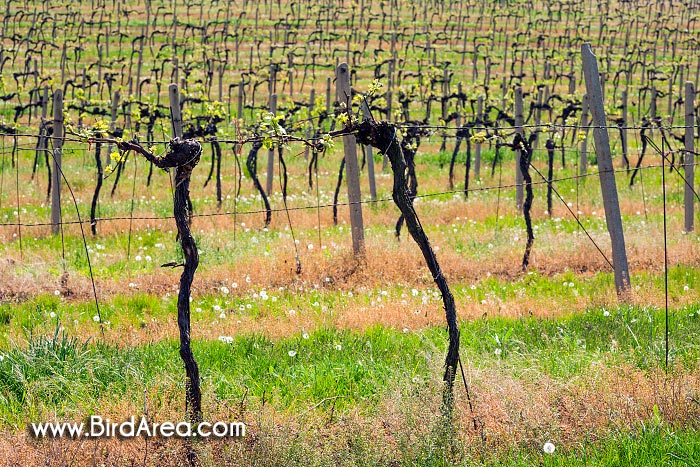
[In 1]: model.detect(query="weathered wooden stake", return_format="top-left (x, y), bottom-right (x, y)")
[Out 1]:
top-left (336, 63), bottom-right (365, 255)
top-left (621, 90), bottom-right (629, 169)
top-left (581, 43), bottom-right (631, 297)
top-left (237, 81), bottom-right (244, 122)
top-left (475, 96), bottom-right (483, 179)
top-left (106, 90), bottom-right (120, 166)
top-left (532, 86), bottom-right (543, 150)
top-left (169, 83), bottom-right (183, 138)
top-left (580, 94), bottom-right (589, 176)
top-left (685, 81), bottom-right (695, 232)
top-left (325, 77), bottom-right (332, 116)
top-left (362, 101), bottom-right (377, 201)
top-left (515, 86), bottom-right (524, 209)
top-left (38, 87), bottom-right (49, 190)
top-left (51, 90), bottom-right (63, 235)
top-left (305, 89), bottom-right (315, 162)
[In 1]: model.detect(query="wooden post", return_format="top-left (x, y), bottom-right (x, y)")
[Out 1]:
top-left (135, 36), bottom-right (144, 99)
top-left (39, 85), bottom-right (48, 137)
top-left (621, 90), bottom-right (628, 169)
top-left (336, 63), bottom-right (365, 255)
top-left (569, 68), bottom-right (576, 95)
top-left (265, 93), bottom-right (277, 195)
top-left (580, 94), bottom-right (589, 176)
top-left (173, 57), bottom-right (179, 89)
top-left (667, 71), bottom-right (674, 120)
top-left (269, 63), bottom-right (277, 95)
top-left (218, 63), bottom-right (224, 103)
top-left (237, 82), bottom-right (244, 122)
top-left (171, 1), bottom-right (177, 51)
top-left (387, 59), bottom-right (394, 121)
top-left (685, 81), bottom-right (695, 232)
top-left (361, 101), bottom-right (377, 201)
top-left (581, 43), bottom-right (631, 297)
top-left (168, 83), bottom-right (184, 200)
top-left (474, 96), bottom-right (483, 179)
top-left (515, 86), bottom-right (524, 210)
top-left (51, 90), bottom-right (63, 235)
top-left (106, 90), bottom-right (120, 166)
top-left (305, 89), bottom-right (315, 161)
top-left (169, 83), bottom-right (183, 138)
top-left (533, 86), bottom-right (543, 151)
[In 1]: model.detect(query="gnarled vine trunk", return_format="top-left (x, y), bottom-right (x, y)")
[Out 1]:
top-left (119, 137), bottom-right (203, 427)
top-left (356, 120), bottom-right (460, 412)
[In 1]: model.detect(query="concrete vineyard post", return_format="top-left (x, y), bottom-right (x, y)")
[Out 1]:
top-left (685, 81), bottom-right (695, 232)
top-left (136, 36), bottom-right (144, 99)
top-left (237, 82), bottom-right (244, 123)
top-left (667, 72), bottom-right (674, 119)
top-left (361, 101), bottom-right (377, 201)
top-left (387, 59), bottom-right (394, 122)
top-left (515, 86), bottom-right (524, 210)
top-left (621, 90), bottom-right (628, 169)
top-left (336, 63), bottom-right (365, 255)
top-left (107, 90), bottom-right (120, 166)
top-left (169, 83), bottom-right (183, 138)
top-left (581, 43), bottom-right (631, 297)
top-left (51, 90), bottom-right (63, 235)
top-left (218, 63), bottom-right (224, 103)
top-left (173, 57), bottom-right (179, 89)
top-left (580, 94), bottom-right (589, 176)
top-left (39, 86), bottom-right (48, 168)
top-left (475, 95), bottom-right (483, 179)
top-left (533, 86), bottom-right (542, 151)
top-left (305, 89), bottom-right (315, 161)
top-left (169, 83), bottom-right (184, 195)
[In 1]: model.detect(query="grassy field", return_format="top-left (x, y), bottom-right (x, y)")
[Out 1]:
top-left (2, 0), bottom-right (700, 465)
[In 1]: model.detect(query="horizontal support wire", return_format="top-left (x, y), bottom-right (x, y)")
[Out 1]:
top-left (0, 160), bottom-right (691, 228)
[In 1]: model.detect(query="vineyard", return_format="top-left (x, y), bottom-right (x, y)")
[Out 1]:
top-left (1, 0), bottom-right (700, 465)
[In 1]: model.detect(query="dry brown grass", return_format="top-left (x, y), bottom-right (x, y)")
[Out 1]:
top-left (3, 210), bottom-right (700, 346)
top-left (3, 216), bottom-right (699, 297)
top-left (2, 358), bottom-right (698, 466)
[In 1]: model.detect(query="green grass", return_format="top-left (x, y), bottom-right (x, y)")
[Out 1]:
top-left (232, 423), bottom-right (700, 467)
top-left (1, 303), bottom-right (699, 426)
top-left (470, 427), bottom-right (700, 467)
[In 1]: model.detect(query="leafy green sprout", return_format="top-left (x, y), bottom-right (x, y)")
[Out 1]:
top-left (319, 133), bottom-right (334, 151)
top-left (366, 79), bottom-right (383, 97)
top-left (205, 101), bottom-right (227, 121)
top-left (104, 148), bottom-right (127, 176)
top-left (258, 111), bottom-right (289, 150)
top-left (470, 131), bottom-right (491, 144)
